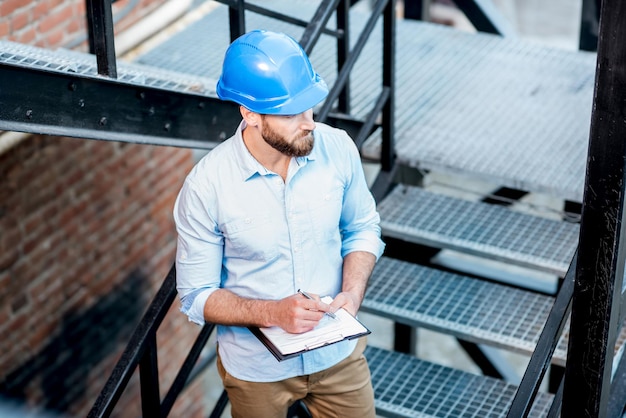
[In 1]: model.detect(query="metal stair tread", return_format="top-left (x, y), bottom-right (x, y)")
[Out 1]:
top-left (0, 40), bottom-right (218, 96)
top-left (363, 256), bottom-right (573, 366)
top-left (378, 185), bottom-right (578, 276)
top-left (364, 17), bottom-right (596, 202)
top-left (352, 8), bottom-right (593, 202)
top-left (366, 345), bottom-right (553, 417)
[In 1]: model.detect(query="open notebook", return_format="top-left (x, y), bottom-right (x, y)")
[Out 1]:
top-left (249, 297), bottom-right (370, 361)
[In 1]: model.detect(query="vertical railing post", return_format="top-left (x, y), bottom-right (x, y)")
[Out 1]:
top-left (228, 0), bottom-right (246, 42)
top-left (403, 0), bottom-right (428, 20)
top-left (139, 334), bottom-right (161, 417)
top-left (86, 0), bottom-right (117, 78)
top-left (380, 0), bottom-right (396, 173)
top-left (563, 0), bottom-right (626, 416)
top-left (579, 0), bottom-right (601, 51)
top-left (335, 0), bottom-right (350, 114)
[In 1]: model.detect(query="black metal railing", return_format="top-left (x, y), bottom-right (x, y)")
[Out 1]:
top-left (86, 0), bottom-right (118, 77)
top-left (87, 264), bottom-right (216, 417)
top-left (506, 251), bottom-right (577, 417)
top-left (563, 0), bottom-right (626, 415)
top-left (510, 0), bottom-right (626, 414)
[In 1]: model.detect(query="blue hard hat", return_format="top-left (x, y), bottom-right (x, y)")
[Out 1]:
top-left (216, 30), bottom-right (329, 115)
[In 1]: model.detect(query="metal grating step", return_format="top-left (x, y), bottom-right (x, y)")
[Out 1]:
top-left (0, 40), bottom-right (217, 96)
top-left (362, 257), bottom-right (571, 366)
top-left (365, 18), bottom-right (596, 202)
top-left (366, 345), bottom-right (554, 417)
top-left (378, 185), bottom-right (579, 276)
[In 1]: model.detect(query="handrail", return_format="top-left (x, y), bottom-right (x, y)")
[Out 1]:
top-left (215, 0), bottom-right (345, 41)
top-left (160, 324), bottom-right (215, 416)
top-left (607, 348), bottom-right (626, 417)
top-left (315, 0), bottom-right (396, 192)
top-left (506, 250), bottom-right (577, 417)
top-left (564, 0), bottom-right (626, 414)
top-left (317, 0), bottom-right (390, 122)
top-left (354, 86), bottom-right (390, 149)
top-left (88, 264), bottom-right (177, 418)
top-left (88, 264), bottom-right (216, 418)
top-left (298, 0), bottom-right (342, 55)
top-left (547, 379), bottom-right (564, 417)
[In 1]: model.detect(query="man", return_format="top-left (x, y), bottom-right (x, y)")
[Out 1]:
top-left (174, 29), bottom-right (385, 417)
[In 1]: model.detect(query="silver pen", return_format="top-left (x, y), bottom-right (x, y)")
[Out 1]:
top-left (297, 289), bottom-right (337, 319)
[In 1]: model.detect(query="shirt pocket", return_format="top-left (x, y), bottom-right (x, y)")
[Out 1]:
top-left (221, 214), bottom-right (279, 262)
top-left (308, 186), bottom-right (343, 244)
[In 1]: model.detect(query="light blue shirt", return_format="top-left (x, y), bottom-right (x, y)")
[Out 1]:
top-left (173, 121), bottom-right (385, 382)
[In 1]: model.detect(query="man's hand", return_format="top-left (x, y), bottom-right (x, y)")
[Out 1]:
top-left (270, 293), bottom-right (333, 334)
top-left (335, 251), bottom-right (377, 316)
top-left (329, 291), bottom-right (360, 316)
top-left (204, 289), bottom-right (336, 333)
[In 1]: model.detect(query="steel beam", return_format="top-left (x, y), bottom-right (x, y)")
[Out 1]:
top-left (0, 62), bottom-right (239, 149)
top-left (564, 0), bottom-right (626, 415)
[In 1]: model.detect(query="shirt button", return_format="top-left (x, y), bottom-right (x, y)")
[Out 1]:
top-left (244, 218), bottom-right (251, 224)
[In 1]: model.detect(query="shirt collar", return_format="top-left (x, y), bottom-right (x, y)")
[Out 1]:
top-left (233, 120), bottom-right (265, 181)
top-left (233, 120), bottom-right (317, 181)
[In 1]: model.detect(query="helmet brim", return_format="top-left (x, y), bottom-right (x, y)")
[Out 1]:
top-left (217, 74), bottom-right (329, 116)
top-left (262, 75), bottom-right (329, 115)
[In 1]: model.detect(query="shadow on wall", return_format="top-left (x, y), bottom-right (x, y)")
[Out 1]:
top-left (0, 269), bottom-right (150, 416)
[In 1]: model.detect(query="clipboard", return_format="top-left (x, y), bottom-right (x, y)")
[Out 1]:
top-left (248, 299), bottom-right (371, 361)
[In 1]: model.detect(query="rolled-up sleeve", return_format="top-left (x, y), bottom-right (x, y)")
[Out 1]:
top-left (173, 178), bottom-right (223, 325)
top-left (339, 135), bottom-right (385, 260)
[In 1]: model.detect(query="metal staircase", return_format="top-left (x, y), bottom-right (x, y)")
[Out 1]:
top-left (365, 345), bottom-right (554, 417)
top-left (2, 0), bottom-right (626, 416)
top-left (377, 186), bottom-right (578, 276)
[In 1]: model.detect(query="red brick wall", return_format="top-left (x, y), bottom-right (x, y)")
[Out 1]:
top-left (0, 1), bottom-right (207, 417)
top-left (0, 0), bottom-right (163, 49)
top-left (0, 137), bottom-right (199, 416)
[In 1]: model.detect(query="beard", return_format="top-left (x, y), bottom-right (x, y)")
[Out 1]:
top-left (261, 121), bottom-right (314, 157)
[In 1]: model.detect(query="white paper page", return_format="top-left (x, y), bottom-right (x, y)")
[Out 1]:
top-left (258, 298), bottom-right (369, 355)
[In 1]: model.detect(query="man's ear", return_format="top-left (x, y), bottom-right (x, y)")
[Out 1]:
top-left (240, 106), bottom-right (261, 127)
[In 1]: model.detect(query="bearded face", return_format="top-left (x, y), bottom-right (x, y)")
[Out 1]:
top-left (261, 115), bottom-right (315, 157)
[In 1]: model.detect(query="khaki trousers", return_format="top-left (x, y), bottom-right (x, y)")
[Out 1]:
top-left (216, 337), bottom-right (376, 418)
